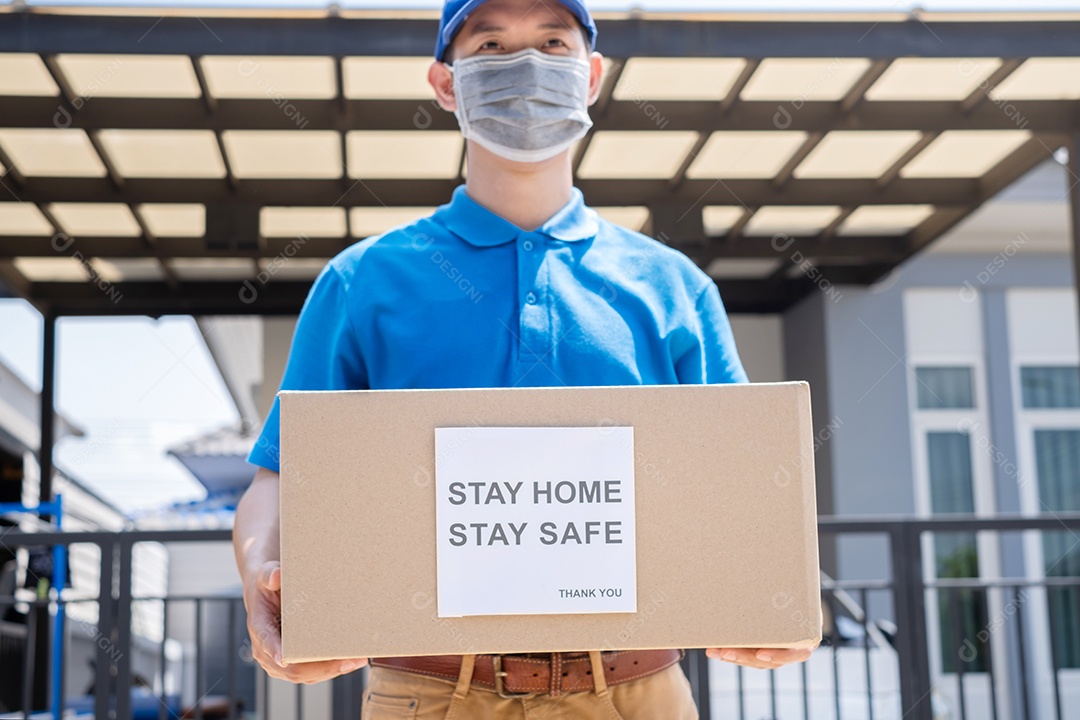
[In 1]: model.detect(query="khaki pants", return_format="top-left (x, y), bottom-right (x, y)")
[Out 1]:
top-left (361, 654), bottom-right (700, 720)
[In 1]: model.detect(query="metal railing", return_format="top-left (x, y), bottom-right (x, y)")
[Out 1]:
top-left (0, 515), bottom-right (1077, 720)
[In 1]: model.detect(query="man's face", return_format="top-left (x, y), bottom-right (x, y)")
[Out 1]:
top-left (445, 0), bottom-right (590, 63)
top-left (429, 0), bottom-right (603, 119)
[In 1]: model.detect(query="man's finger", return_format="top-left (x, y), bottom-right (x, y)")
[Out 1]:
top-left (337, 658), bottom-right (368, 674)
top-left (754, 648), bottom-right (814, 665)
top-left (707, 648), bottom-right (761, 666)
top-left (706, 647), bottom-right (814, 669)
top-left (713, 649), bottom-right (779, 670)
top-left (261, 563), bottom-right (282, 591)
top-left (251, 644), bottom-right (285, 677)
top-left (248, 609), bottom-right (284, 665)
top-left (280, 659), bottom-right (359, 685)
top-left (764, 647), bottom-right (812, 664)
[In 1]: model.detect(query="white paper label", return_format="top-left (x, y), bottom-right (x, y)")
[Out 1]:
top-left (435, 426), bottom-right (637, 618)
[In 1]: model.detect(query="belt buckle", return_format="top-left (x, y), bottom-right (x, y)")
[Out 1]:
top-left (492, 656), bottom-right (534, 699)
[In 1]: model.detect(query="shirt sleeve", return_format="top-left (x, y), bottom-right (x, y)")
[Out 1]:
top-left (675, 282), bottom-right (749, 385)
top-left (247, 264), bottom-right (368, 472)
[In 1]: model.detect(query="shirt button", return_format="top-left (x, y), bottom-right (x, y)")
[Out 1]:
top-left (525, 292), bottom-right (538, 305)
top-left (523, 240), bottom-right (535, 251)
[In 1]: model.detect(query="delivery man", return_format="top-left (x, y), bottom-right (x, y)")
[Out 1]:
top-left (234, 0), bottom-right (817, 717)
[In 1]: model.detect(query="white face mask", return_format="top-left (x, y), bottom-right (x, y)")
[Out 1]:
top-left (451, 48), bottom-right (594, 164)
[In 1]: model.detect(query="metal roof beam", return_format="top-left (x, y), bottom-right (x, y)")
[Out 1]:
top-left (25, 280), bottom-right (314, 317)
top-left (0, 234), bottom-right (911, 262)
top-left (0, 236), bottom-right (347, 259)
top-left (19, 276), bottom-right (816, 315)
top-left (3, 98), bottom-right (1078, 133)
top-left (4, 15), bottom-right (1080, 59)
top-left (673, 235), bottom-right (910, 264)
top-left (712, 278), bottom-right (818, 314)
top-left (19, 276), bottom-right (819, 316)
top-left (3, 177), bottom-right (986, 207)
top-left (907, 134), bottom-right (1064, 255)
top-left (1070, 134), bottom-right (1080, 344)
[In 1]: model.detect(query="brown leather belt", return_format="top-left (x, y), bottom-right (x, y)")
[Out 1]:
top-left (370, 649), bottom-right (683, 697)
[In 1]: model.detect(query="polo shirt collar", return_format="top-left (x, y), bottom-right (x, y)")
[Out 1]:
top-left (440, 185), bottom-right (599, 247)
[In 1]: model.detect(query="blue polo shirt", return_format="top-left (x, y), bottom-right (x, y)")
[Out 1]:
top-left (248, 185), bottom-right (747, 472)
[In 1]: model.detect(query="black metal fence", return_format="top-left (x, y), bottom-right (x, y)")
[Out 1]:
top-left (0, 515), bottom-right (1077, 720)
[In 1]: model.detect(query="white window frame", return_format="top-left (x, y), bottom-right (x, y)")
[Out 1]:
top-left (1013, 364), bottom-right (1080, 698)
top-left (1006, 288), bottom-right (1080, 714)
top-left (902, 288), bottom-right (1004, 714)
top-left (909, 358), bottom-right (1004, 687)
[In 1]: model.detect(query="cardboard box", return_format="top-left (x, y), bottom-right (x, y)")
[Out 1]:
top-left (279, 382), bottom-right (821, 662)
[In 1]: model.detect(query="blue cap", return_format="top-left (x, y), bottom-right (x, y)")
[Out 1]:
top-left (435, 0), bottom-right (597, 62)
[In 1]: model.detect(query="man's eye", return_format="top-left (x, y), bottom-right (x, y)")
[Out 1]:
top-left (544, 38), bottom-right (567, 48)
top-left (479, 41), bottom-right (502, 50)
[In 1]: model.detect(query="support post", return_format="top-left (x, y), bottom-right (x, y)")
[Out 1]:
top-left (891, 524), bottom-right (934, 720)
top-left (39, 312), bottom-right (56, 505)
top-left (32, 312), bottom-right (57, 711)
top-left (1069, 138), bottom-right (1080, 338)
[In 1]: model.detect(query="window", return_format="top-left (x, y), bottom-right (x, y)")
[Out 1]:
top-left (1034, 429), bottom-right (1080, 669)
top-left (1021, 367), bottom-right (1080, 409)
top-left (927, 431), bottom-right (989, 672)
top-left (916, 367), bottom-right (975, 409)
top-left (911, 362), bottom-right (990, 676)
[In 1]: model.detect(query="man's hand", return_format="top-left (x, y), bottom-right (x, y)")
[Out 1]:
top-left (243, 560), bottom-right (368, 685)
top-left (705, 646), bottom-right (817, 670)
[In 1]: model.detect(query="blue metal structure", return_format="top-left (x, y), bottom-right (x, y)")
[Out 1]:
top-left (0, 496), bottom-right (65, 720)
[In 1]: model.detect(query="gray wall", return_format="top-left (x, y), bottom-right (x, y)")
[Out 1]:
top-left (808, 250), bottom-right (1074, 587)
top-left (782, 292), bottom-right (838, 575)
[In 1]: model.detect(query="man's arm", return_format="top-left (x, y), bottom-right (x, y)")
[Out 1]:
top-left (675, 282), bottom-right (749, 385)
top-left (233, 467), bottom-right (367, 683)
top-left (682, 284), bottom-right (818, 667)
top-left (234, 467), bottom-right (281, 592)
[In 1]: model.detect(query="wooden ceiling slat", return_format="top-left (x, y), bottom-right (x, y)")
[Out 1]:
top-left (1, 176), bottom-right (988, 207)
top-left (2, 97), bottom-right (1078, 132)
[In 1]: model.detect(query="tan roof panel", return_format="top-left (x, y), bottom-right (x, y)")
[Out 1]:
top-left (13, 257), bottom-right (89, 281)
top-left (200, 55), bottom-right (337, 99)
top-left (136, 204), bottom-right (206, 238)
top-left (0, 129), bottom-right (107, 177)
top-left (687, 132), bottom-right (808, 180)
top-left (593, 206), bottom-right (651, 232)
top-left (342, 57), bottom-right (437, 99)
top-left (794, 131), bottom-right (923, 179)
top-left (49, 202), bottom-right (142, 237)
top-left (90, 258), bottom-right (165, 282)
top-left (577, 131), bottom-right (699, 179)
top-left (838, 204), bottom-right (936, 235)
top-left (706, 258), bottom-right (782, 279)
top-left (346, 131), bottom-right (462, 179)
top-left (170, 258), bottom-right (255, 281)
top-left (0, 203), bottom-right (55, 235)
top-left (0, 53), bottom-right (60, 96)
top-left (864, 58), bottom-right (1002, 101)
top-left (55, 54), bottom-right (201, 98)
top-left (743, 206), bottom-right (843, 236)
top-left (255, 257), bottom-right (328, 281)
top-left (614, 58), bottom-right (746, 101)
top-left (703, 206), bottom-right (747, 236)
top-left (98, 130), bottom-right (227, 179)
top-left (990, 58), bottom-right (1080, 100)
top-left (261, 206), bottom-right (347, 238)
top-left (350, 206), bottom-right (437, 237)
top-left (223, 130), bottom-right (343, 179)
top-left (900, 130), bottom-right (1032, 178)
top-left (740, 58), bottom-right (872, 102)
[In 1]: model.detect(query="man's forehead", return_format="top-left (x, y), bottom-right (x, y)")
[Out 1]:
top-left (461, 0), bottom-right (578, 32)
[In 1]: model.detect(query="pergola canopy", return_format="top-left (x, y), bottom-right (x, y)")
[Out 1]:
top-left (1, 8), bottom-right (1079, 314)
